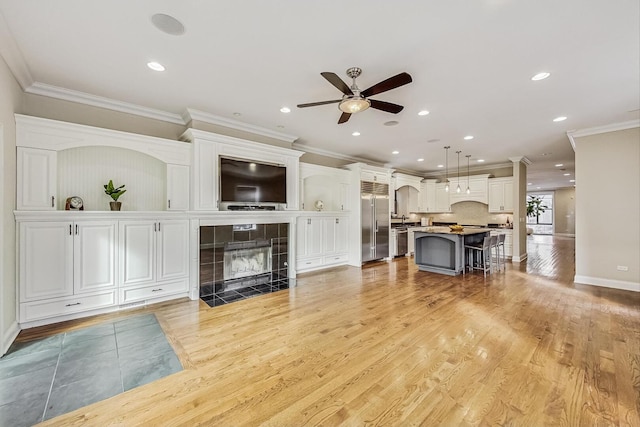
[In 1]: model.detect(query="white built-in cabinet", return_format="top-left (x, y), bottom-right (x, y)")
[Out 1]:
top-left (488, 177), bottom-right (514, 212)
top-left (299, 163), bottom-right (351, 212)
top-left (119, 219), bottom-right (189, 304)
top-left (181, 129), bottom-right (303, 211)
top-left (17, 216), bottom-right (190, 326)
top-left (296, 213), bottom-right (349, 272)
top-left (166, 164), bottom-right (190, 211)
top-left (17, 148), bottom-right (57, 210)
top-left (18, 220), bottom-right (118, 323)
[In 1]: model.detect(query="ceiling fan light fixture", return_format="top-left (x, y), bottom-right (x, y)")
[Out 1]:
top-left (339, 97), bottom-right (370, 113)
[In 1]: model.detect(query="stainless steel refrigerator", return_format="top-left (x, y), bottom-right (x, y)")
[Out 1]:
top-left (361, 181), bottom-right (390, 262)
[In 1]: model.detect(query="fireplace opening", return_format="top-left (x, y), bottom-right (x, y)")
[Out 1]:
top-left (223, 239), bottom-right (272, 281)
top-left (200, 223), bottom-right (292, 308)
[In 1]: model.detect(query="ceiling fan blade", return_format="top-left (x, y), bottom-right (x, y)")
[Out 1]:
top-left (321, 72), bottom-right (353, 95)
top-left (297, 99), bottom-right (341, 108)
top-left (338, 112), bottom-right (351, 124)
top-left (369, 99), bottom-right (404, 114)
top-left (361, 72), bottom-right (412, 98)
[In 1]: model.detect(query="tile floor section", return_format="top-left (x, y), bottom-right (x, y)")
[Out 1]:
top-left (0, 314), bottom-right (182, 426)
top-left (201, 279), bottom-right (291, 308)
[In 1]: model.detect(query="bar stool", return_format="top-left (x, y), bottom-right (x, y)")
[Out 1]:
top-left (495, 233), bottom-right (506, 272)
top-left (489, 234), bottom-right (499, 273)
top-left (465, 236), bottom-right (491, 277)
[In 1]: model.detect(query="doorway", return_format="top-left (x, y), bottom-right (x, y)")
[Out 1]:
top-left (527, 192), bottom-right (554, 235)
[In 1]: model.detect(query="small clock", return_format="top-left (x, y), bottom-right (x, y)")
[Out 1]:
top-left (65, 196), bottom-right (84, 210)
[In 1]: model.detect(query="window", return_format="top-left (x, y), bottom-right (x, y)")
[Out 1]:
top-left (527, 192), bottom-right (553, 235)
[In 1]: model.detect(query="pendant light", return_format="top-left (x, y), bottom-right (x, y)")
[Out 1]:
top-left (465, 155), bottom-right (471, 194)
top-left (455, 150), bottom-right (462, 193)
top-left (443, 146), bottom-right (450, 192)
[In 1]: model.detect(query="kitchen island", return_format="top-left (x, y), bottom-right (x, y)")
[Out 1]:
top-left (414, 227), bottom-right (491, 275)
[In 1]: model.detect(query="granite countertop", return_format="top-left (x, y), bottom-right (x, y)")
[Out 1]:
top-left (414, 226), bottom-right (492, 235)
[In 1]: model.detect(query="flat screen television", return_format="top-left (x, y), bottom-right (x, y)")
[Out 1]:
top-left (219, 157), bottom-right (287, 204)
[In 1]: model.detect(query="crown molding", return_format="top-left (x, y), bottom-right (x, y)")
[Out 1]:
top-left (291, 142), bottom-right (386, 167)
top-left (0, 10), bottom-right (34, 89)
top-left (566, 119), bottom-right (640, 151)
top-left (25, 82), bottom-right (185, 124)
top-left (184, 108), bottom-right (298, 143)
top-left (508, 156), bottom-right (532, 165)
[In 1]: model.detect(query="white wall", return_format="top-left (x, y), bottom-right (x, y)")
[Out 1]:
top-left (574, 126), bottom-right (640, 291)
top-left (0, 55), bottom-right (23, 354)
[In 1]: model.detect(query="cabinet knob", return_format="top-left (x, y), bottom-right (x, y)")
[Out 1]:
top-left (51, 196), bottom-right (55, 208)
top-left (151, 288), bottom-right (163, 292)
top-left (65, 302), bottom-right (81, 307)
top-left (168, 200), bottom-right (171, 209)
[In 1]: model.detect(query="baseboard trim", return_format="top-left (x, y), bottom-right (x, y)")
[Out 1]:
top-left (574, 275), bottom-right (640, 292)
top-left (512, 253), bottom-right (528, 263)
top-left (2, 321), bottom-right (20, 356)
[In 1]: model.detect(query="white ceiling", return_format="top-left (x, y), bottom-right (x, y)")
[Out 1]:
top-left (1, 1), bottom-right (638, 190)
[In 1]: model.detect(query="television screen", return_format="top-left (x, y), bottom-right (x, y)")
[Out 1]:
top-left (220, 157), bottom-right (287, 203)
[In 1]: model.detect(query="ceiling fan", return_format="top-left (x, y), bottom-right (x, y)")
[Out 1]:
top-left (297, 67), bottom-right (413, 124)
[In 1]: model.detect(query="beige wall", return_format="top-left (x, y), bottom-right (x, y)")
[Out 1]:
top-left (0, 55), bottom-right (23, 353)
top-left (554, 187), bottom-right (575, 235)
top-left (24, 93), bottom-right (187, 140)
top-left (574, 127), bottom-right (639, 291)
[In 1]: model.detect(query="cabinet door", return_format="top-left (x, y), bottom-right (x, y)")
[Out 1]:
top-left (157, 220), bottom-right (190, 281)
top-left (297, 217), bottom-right (323, 257)
top-left (323, 217), bottom-right (337, 254)
top-left (339, 183), bottom-right (349, 211)
top-left (20, 222), bottom-right (73, 301)
top-left (435, 184), bottom-right (450, 212)
top-left (335, 217), bottom-right (349, 253)
top-left (503, 180), bottom-right (514, 211)
top-left (119, 221), bottom-right (156, 286)
top-left (167, 164), bottom-right (190, 211)
top-left (422, 181), bottom-right (436, 212)
top-left (74, 221), bottom-right (117, 293)
top-left (408, 186), bottom-right (420, 213)
top-left (488, 181), bottom-right (504, 212)
top-left (17, 148), bottom-right (57, 210)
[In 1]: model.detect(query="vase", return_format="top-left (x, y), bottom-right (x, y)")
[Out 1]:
top-left (109, 201), bottom-right (122, 211)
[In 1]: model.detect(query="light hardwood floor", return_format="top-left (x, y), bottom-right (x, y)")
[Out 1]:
top-left (20, 235), bottom-right (640, 426)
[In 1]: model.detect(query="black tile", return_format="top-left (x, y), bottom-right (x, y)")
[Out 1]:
top-left (200, 284), bottom-right (214, 297)
top-left (279, 223), bottom-right (288, 238)
top-left (214, 226), bottom-right (233, 244)
top-left (219, 292), bottom-right (245, 303)
top-left (200, 226), bottom-right (215, 245)
top-left (236, 288), bottom-right (263, 297)
top-left (265, 224), bottom-right (278, 240)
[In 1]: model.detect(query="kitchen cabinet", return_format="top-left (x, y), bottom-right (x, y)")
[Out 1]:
top-left (361, 169), bottom-right (390, 184)
top-left (299, 163), bottom-right (352, 212)
top-left (435, 183), bottom-right (451, 212)
top-left (449, 175), bottom-right (489, 205)
top-left (297, 214), bottom-right (349, 272)
top-left (19, 220), bottom-right (117, 322)
top-left (488, 177), bottom-right (514, 212)
top-left (17, 147), bottom-right (57, 210)
top-left (420, 180), bottom-right (437, 212)
top-left (395, 185), bottom-right (420, 216)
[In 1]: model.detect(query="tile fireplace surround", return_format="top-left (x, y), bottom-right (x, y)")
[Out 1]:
top-left (199, 223), bottom-right (289, 306)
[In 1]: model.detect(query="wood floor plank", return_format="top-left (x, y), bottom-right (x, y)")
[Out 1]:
top-left (11, 235), bottom-right (637, 426)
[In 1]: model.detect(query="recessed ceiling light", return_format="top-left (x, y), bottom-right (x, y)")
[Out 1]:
top-left (427, 138), bottom-right (440, 143)
top-left (531, 72), bottom-right (551, 81)
top-left (352, 131), bottom-right (361, 136)
top-left (437, 164), bottom-right (444, 168)
top-left (563, 173), bottom-right (570, 176)
top-left (418, 110), bottom-right (430, 116)
top-left (464, 135), bottom-right (474, 140)
top-left (280, 107), bottom-right (291, 113)
top-left (233, 112), bottom-right (241, 117)
top-left (528, 182), bottom-right (532, 185)
top-left (417, 158), bottom-right (424, 162)
top-left (541, 152), bottom-right (552, 156)
top-left (384, 120), bottom-right (399, 126)
top-left (147, 61), bottom-right (165, 71)
top-left (151, 13), bottom-right (185, 36)
top-left (555, 163), bottom-right (563, 167)
top-left (553, 116), bottom-right (567, 122)
top-left (536, 187), bottom-right (541, 189)
top-left (392, 150), bottom-right (399, 155)
top-left (477, 159), bottom-right (485, 163)
top-left (569, 179), bottom-right (575, 183)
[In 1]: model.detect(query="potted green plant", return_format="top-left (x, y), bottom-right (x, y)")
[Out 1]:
top-left (104, 180), bottom-right (126, 211)
top-left (527, 195), bottom-right (547, 224)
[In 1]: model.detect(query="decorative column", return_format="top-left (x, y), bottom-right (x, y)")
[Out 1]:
top-left (508, 156), bottom-right (531, 262)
